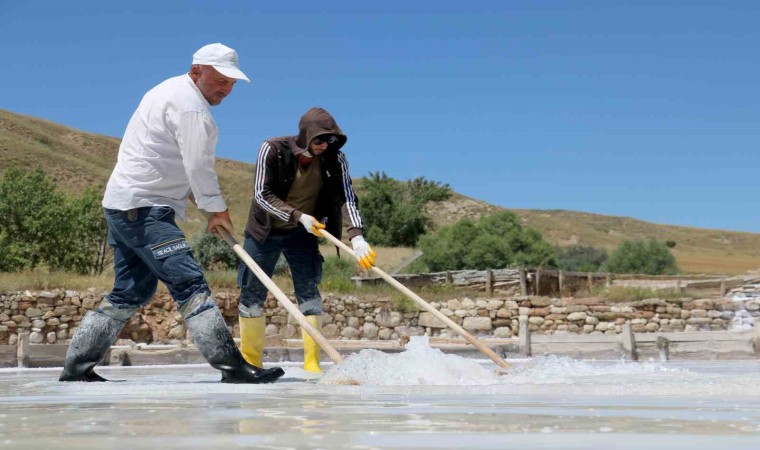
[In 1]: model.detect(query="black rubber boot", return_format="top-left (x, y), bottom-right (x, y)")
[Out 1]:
top-left (185, 306), bottom-right (284, 384)
top-left (59, 310), bottom-right (126, 382)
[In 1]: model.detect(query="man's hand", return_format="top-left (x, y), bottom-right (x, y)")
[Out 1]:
top-left (206, 209), bottom-right (234, 238)
top-left (298, 214), bottom-right (326, 236)
top-left (351, 235), bottom-right (377, 270)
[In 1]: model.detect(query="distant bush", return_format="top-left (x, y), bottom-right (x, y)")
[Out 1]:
top-left (193, 233), bottom-right (238, 270)
top-left (0, 167), bottom-right (108, 274)
top-left (603, 239), bottom-right (679, 275)
top-left (665, 240), bottom-right (677, 248)
top-left (556, 244), bottom-right (608, 272)
top-left (359, 172), bottom-right (451, 246)
top-left (418, 211), bottom-right (557, 271)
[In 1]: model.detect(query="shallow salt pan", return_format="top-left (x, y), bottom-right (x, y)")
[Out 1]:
top-left (1, 337), bottom-right (760, 449)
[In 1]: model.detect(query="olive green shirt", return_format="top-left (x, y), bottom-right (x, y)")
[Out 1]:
top-left (271, 157), bottom-right (323, 231)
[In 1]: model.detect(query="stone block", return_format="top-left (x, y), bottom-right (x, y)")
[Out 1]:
top-left (418, 312), bottom-right (446, 328)
top-left (375, 311), bottom-right (402, 328)
top-left (493, 327), bottom-right (511, 338)
top-left (462, 317), bottom-right (492, 332)
top-left (567, 312), bottom-right (587, 321)
top-left (362, 322), bottom-right (379, 339)
top-left (322, 324), bottom-right (339, 338)
top-left (447, 299), bottom-right (462, 310)
top-left (24, 308), bottom-right (43, 318)
top-left (530, 297), bottom-right (552, 307)
top-left (461, 298), bottom-right (476, 309)
top-left (340, 326), bottom-right (360, 339)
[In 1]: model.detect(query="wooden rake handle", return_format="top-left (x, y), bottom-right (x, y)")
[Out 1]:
top-left (319, 230), bottom-right (509, 369)
top-left (212, 225), bottom-right (344, 365)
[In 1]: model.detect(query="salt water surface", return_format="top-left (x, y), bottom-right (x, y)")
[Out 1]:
top-left (1, 336), bottom-right (759, 449)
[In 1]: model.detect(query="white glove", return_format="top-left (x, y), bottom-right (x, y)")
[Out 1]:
top-left (297, 213), bottom-right (325, 236)
top-left (351, 235), bottom-right (377, 270)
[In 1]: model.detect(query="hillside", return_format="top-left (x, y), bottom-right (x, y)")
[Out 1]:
top-left (2, 108), bottom-right (759, 274)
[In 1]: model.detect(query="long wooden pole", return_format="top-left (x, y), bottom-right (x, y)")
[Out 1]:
top-left (213, 227), bottom-right (344, 365)
top-left (320, 230), bottom-right (509, 369)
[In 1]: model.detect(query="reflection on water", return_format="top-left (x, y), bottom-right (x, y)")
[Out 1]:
top-left (1, 340), bottom-right (760, 449)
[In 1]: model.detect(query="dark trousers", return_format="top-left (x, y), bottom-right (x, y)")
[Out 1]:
top-left (103, 206), bottom-right (212, 318)
top-left (238, 227), bottom-right (323, 318)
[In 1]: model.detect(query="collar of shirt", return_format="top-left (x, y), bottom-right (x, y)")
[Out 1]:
top-left (183, 73), bottom-right (211, 108)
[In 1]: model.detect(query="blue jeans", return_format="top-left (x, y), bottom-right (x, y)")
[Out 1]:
top-left (238, 227), bottom-right (323, 318)
top-left (102, 206), bottom-right (212, 319)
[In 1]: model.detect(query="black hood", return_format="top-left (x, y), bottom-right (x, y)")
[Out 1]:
top-left (293, 107), bottom-right (348, 153)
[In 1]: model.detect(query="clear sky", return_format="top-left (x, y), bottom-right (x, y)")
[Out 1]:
top-left (1, 1), bottom-right (758, 232)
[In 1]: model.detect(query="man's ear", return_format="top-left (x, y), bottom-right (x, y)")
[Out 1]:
top-left (188, 64), bottom-right (201, 81)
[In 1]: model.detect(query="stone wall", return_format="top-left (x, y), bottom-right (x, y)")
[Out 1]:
top-left (1, 289), bottom-right (758, 345)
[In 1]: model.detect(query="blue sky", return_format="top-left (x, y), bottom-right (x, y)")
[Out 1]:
top-left (1, 1), bottom-right (758, 233)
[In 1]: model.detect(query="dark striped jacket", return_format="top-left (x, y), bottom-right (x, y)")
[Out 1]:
top-left (245, 135), bottom-right (364, 243)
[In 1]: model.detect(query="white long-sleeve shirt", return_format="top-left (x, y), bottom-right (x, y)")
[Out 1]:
top-left (102, 74), bottom-right (226, 221)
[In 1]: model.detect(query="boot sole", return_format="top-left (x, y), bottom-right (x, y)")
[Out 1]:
top-left (221, 367), bottom-right (285, 384)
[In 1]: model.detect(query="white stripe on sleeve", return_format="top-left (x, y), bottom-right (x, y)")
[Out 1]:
top-left (254, 142), bottom-right (290, 221)
top-left (337, 152), bottom-right (362, 228)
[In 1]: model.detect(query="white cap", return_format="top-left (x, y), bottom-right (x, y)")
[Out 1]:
top-left (192, 43), bottom-right (250, 83)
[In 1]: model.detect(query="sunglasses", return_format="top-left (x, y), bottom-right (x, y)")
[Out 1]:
top-left (312, 135), bottom-right (338, 145)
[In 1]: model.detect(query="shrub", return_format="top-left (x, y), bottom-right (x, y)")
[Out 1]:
top-left (359, 172), bottom-right (451, 246)
top-left (418, 211), bottom-right (557, 271)
top-left (603, 239), bottom-right (679, 275)
top-left (556, 244), bottom-right (608, 272)
top-left (0, 168), bottom-right (108, 274)
top-left (193, 233), bottom-right (238, 270)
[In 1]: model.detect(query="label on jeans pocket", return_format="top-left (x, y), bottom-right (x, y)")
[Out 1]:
top-left (152, 239), bottom-right (190, 259)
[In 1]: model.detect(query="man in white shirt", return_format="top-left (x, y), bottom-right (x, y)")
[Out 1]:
top-left (60, 43), bottom-right (284, 384)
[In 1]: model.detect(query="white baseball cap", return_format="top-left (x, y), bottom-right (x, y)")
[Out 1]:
top-left (192, 43), bottom-right (250, 83)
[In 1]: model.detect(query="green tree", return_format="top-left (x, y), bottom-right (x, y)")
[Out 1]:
top-left (603, 239), bottom-right (679, 275)
top-left (359, 172), bottom-right (451, 246)
top-left (556, 244), bottom-right (608, 272)
top-left (63, 187), bottom-right (109, 274)
top-left (0, 168), bottom-right (108, 274)
top-left (418, 211), bottom-right (557, 271)
top-left (0, 168), bottom-right (63, 270)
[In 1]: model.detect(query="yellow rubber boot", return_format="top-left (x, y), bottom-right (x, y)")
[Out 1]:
top-left (239, 316), bottom-right (265, 367)
top-left (303, 315), bottom-right (322, 373)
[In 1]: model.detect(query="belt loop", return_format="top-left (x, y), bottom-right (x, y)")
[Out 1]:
top-left (127, 209), bottom-right (138, 222)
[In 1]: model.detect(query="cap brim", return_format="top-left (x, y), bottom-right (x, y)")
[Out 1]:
top-left (214, 65), bottom-right (251, 83)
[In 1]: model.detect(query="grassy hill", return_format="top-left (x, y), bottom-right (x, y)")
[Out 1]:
top-left (2, 108), bottom-right (759, 275)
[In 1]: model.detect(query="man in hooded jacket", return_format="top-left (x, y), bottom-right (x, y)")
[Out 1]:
top-left (239, 107), bottom-right (376, 373)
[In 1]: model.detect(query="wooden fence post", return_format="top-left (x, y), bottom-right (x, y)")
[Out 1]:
top-left (606, 272), bottom-right (612, 288)
top-left (587, 272), bottom-right (593, 292)
top-left (754, 317), bottom-right (760, 358)
top-left (656, 336), bottom-right (670, 362)
top-left (534, 269), bottom-right (541, 296)
top-left (675, 280), bottom-right (682, 295)
top-left (519, 318), bottom-right (531, 357)
top-left (719, 278), bottom-right (727, 297)
top-left (17, 332), bottom-right (30, 368)
top-left (621, 322), bottom-right (638, 361)
top-left (519, 268), bottom-right (528, 296)
top-left (558, 270), bottom-right (564, 298)
top-left (446, 270), bottom-right (453, 285)
top-left (486, 268), bottom-right (494, 297)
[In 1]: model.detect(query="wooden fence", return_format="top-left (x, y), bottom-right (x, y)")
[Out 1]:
top-left (5, 319), bottom-right (760, 368)
top-left (352, 268), bottom-right (749, 297)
